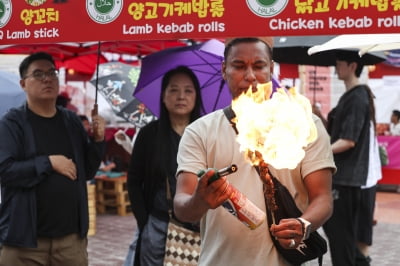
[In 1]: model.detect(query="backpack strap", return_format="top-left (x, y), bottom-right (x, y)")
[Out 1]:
top-left (223, 106), bottom-right (324, 266)
top-left (223, 105), bottom-right (238, 135)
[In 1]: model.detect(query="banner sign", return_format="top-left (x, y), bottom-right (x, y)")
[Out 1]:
top-left (303, 65), bottom-right (331, 117)
top-left (1, 0), bottom-right (400, 45)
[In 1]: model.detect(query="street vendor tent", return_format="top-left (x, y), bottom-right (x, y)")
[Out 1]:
top-left (0, 2), bottom-right (398, 45)
top-left (1, 2), bottom-right (397, 85)
top-left (1, 1), bottom-right (399, 123)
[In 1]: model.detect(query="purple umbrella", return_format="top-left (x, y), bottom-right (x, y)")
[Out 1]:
top-left (134, 39), bottom-right (282, 117)
top-left (133, 39), bottom-right (230, 117)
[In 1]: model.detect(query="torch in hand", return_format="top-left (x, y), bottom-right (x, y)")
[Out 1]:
top-left (198, 164), bottom-right (266, 230)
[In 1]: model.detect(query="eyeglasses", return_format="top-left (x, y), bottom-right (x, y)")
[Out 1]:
top-left (24, 69), bottom-right (59, 81)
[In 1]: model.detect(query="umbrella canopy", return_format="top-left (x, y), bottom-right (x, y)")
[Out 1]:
top-left (308, 34), bottom-right (400, 56)
top-left (133, 39), bottom-right (231, 117)
top-left (274, 36), bottom-right (386, 66)
top-left (0, 70), bottom-right (26, 117)
top-left (56, 54), bottom-right (109, 75)
top-left (90, 62), bottom-right (156, 128)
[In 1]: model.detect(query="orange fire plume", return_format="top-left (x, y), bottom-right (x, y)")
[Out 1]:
top-left (231, 82), bottom-right (317, 216)
top-left (231, 82), bottom-right (317, 170)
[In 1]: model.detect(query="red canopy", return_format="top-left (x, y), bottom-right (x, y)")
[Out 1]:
top-left (0, 40), bottom-right (188, 60)
top-left (0, 40), bottom-right (189, 81)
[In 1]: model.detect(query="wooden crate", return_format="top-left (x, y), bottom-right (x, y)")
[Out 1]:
top-left (95, 176), bottom-right (131, 216)
top-left (87, 183), bottom-right (96, 236)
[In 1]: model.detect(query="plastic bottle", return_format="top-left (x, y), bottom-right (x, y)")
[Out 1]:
top-left (198, 165), bottom-right (266, 230)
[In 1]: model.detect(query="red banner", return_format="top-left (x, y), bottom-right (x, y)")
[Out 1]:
top-left (1, 0), bottom-right (400, 45)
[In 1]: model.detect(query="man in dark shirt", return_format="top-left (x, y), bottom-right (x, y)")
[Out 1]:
top-left (323, 51), bottom-right (373, 266)
top-left (0, 52), bottom-right (106, 266)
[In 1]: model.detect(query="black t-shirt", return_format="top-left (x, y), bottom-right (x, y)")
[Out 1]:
top-left (327, 85), bottom-right (370, 187)
top-left (28, 109), bottom-right (80, 237)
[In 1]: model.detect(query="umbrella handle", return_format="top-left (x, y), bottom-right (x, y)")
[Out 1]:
top-left (92, 103), bottom-right (98, 116)
top-left (91, 103), bottom-right (104, 142)
top-left (91, 103), bottom-right (98, 136)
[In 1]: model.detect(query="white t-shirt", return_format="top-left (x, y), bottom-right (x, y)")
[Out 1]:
top-left (390, 123), bottom-right (400, 136)
top-left (363, 122), bottom-right (383, 189)
top-left (177, 110), bottom-right (336, 266)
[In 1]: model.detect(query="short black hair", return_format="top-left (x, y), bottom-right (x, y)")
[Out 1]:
top-left (19, 52), bottom-right (55, 79)
top-left (335, 50), bottom-right (364, 77)
top-left (393, 110), bottom-right (400, 119)
top-left (224, 38), bottom-right (273, 61)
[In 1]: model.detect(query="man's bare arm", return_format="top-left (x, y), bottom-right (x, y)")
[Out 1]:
top-left (270, 168), bottom-right (333, 247)
top-left (301, 168), bottom-right (334, 229)
top-left (332, 139), bottom-right (355, 154)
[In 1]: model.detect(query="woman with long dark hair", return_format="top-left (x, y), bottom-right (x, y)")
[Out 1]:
top-left (126, 65), bottom-right (204, 265)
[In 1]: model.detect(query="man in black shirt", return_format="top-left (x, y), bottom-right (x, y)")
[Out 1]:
top-left (0, 52), bottom-right (106, 265)
top-left (323, 51), bottom-right (374, 266)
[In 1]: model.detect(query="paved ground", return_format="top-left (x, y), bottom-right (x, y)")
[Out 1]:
top-left (88, 214), bottom-right (136, 266)
top-left (88, 190), bottom-right (400, 266)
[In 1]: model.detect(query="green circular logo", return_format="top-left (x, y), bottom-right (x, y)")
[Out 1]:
top-left (87, 0), bottom-right (123, 24)
top-left (95, 0), bottom-right (114, 14)
top-left (247, 0), bottom-right (288, 18)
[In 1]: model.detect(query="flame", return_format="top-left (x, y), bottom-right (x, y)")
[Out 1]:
top-left (231, 82), bottom-right (317, 169)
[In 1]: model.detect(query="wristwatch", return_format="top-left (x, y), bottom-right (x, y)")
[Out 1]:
top-left (296, 217), bottom-right (312, 240)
